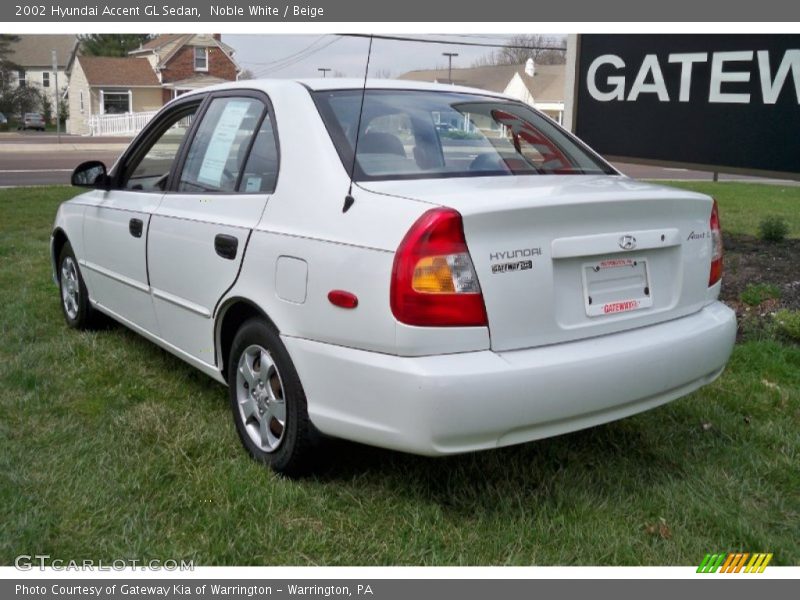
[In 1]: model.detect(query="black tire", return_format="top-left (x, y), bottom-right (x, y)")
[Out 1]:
top-left (227, 318), bottom-right (316, 476)
top-left (57, 241), bottom-right (98, 330)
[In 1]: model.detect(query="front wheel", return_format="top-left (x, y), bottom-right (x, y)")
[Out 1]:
top-left (58, 242), bottom-right (98, 329)
top-left (228, 318), bottom-right (316, 476)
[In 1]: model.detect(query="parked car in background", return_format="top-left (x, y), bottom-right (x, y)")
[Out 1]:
top-left (52, 79), bottom-right (737, 475)
top-left (21, 112), bottom-right (46, 131)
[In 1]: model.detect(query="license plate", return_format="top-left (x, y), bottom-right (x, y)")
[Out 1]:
top-left (582, 257), bottom-right (653, 317)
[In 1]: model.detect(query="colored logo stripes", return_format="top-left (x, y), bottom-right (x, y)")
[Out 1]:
top-left (697, 553), bottom-right (773, 573)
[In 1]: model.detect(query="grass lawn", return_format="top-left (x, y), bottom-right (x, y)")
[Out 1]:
top-left (653, 181), bottom-right (800, 238)
top-left (0, 184), bottom-right (798, 566)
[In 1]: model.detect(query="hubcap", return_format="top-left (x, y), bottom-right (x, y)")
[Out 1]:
top-left (61, 257), bottom-right (80, 320)
top-left (236, 344), bottom-right (286, 452)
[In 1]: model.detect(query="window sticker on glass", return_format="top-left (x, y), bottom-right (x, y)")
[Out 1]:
top-left (197, 100), bottom-right (251, 188)
top-left (244, 177), bottom-right (262, 192)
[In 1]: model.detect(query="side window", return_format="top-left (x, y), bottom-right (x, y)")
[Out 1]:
top-left (239, 113), bottom-right (279, 193)
top-left (178, 97), bottom-right (264, 193)
top-left (123, 104), bottom-right (198, 192)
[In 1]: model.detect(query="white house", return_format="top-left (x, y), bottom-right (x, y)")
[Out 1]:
top-left (398, 60), bottom-right (566, 123)
top-left (66, 34), bottom-right (241, 135)
top-left (66, 55), bottom-right (164, 135)
top-left (5, 35), bottom-right (79, 115)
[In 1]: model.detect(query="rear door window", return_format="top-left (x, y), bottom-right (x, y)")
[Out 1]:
top-left (239, 113), bottom-right (279, 193)
top-left (178, 97), bottom-right (265, 193)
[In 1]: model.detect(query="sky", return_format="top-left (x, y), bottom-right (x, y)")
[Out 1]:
top-left (224, 34), bottom-right (534, 80)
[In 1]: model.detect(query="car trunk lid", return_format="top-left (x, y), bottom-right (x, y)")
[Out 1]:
top-left (362, 175), bottom-right (715, 351)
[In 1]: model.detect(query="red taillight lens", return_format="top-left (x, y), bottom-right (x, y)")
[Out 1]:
top-left (391, 208), bottom-right (488, 327)
top-left (709, 199), bottom-right (723, 286)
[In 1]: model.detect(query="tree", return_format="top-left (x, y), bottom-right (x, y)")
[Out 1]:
top-left (0, 34), bottom-right (19, 74)
top-left (79, 34), bottom-right (153, 57)
top-left (372, 68), bottom-right (393, 79)
top-left (10, 85), bottom-right (42, 118)
top-left (40, 89), bottom-right (52, 124)
top-left (471, 34), bottom-right (567, 67)
top-left (238, 68), bottom-right (255, 80)
top-left (57, 89), bottom-right (69, 126)
top-left (0, 34), bottom-right (21, 111)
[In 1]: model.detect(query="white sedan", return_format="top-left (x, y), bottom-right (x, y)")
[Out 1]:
top-left (52, 79), bottom-right (736, 474)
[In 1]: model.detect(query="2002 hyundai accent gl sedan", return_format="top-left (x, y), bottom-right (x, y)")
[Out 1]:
top-left (52, 79), bottom-right (737, 474)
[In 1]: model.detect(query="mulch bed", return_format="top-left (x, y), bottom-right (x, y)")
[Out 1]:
top-left (719, 233), bottom-right (800, 339)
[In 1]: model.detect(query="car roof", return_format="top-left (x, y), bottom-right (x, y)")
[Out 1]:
top-left (297, 78), bottom-right (509, 97)
top-left (177, 78), bottom-right (512, 101)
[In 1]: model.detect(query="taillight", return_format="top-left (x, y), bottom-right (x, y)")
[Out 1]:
top-left (391, 208), bottom-right (488, 327)
top-left (709, 199), bottom-right (723, 286)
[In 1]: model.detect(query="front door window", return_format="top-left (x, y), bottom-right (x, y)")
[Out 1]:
top-left (122, 103), bottom-right (199, 192)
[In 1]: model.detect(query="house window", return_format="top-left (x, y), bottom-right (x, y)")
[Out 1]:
top-left (42, 72), bottom-right (50, 88)
top-left (194, 47), bottom-right (209, 71)
top-left (18, 70), bottom-right (26, 87)
top-left (101, 90), bottom-right (131, 114)
top-left (80, 90), bottom-right (84, 113)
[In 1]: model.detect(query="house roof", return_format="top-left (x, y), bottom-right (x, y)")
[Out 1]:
top-left (77, 56), bottom-right (160, 87)
top-left (8, 35), bottom-right (79, 69)
top-left (129, 34), bottom-right (237, 67)
top-left (398, 63), bottom-right (565, 104)
top-left (132, 34), bottom-right (185, 53)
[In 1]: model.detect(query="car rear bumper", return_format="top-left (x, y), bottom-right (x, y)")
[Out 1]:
top-left (283, 301), bottom-right (737, 456)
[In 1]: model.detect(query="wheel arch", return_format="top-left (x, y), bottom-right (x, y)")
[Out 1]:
top-left (51, 227), bottom-right (70, 282)
top-left (215, 297), bottom-right (280, 383)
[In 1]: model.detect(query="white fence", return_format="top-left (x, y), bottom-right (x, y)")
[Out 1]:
top-left (86, 110), bottom-right (158, 137)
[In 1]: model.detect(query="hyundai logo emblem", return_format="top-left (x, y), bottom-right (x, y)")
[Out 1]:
top-left (618, 235), bottom-right (637, 250)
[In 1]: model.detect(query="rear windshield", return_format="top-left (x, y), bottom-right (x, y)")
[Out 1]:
top-left (313, 89), bottom-right (614, 181)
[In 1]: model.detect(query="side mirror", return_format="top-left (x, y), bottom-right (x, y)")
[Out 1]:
top-left (71, 161), bottom-right (111, 189)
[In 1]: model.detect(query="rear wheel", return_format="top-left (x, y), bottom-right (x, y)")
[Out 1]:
top-left (228, 318), bottom-right (315, 476)
top-left (58, 242), bottom-right (98, 330)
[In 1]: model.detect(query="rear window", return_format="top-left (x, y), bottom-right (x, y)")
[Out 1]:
top-left (313, 89), bottom-right (614, 181)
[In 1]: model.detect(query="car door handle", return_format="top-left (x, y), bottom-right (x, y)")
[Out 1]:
top-left (129, 218), bottom-right (143, 238)
top-left (214, 234), bottom-right (238, 260)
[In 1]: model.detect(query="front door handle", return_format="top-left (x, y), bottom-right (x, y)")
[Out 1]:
top-left (214, 234), bottom-right (238, 260)
top-left (129, 218), bottom-right (143, 238)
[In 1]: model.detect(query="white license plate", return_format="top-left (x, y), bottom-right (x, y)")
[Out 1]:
top-left (582, 257), bottom-right (653, 317)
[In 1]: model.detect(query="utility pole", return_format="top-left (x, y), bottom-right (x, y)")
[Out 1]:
top-left (51, 49), bottom-right (60, 144)
top-left (442, 52), bottom-right (459, 84)
top-left (317, 67), bottom-right (331, 78)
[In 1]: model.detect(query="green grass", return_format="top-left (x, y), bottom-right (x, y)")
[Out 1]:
top-left (773, 310), bottom-right (800, 343)
top-left (655, 181), bottom-right (800, 238)
top-left (1, 185), bottom-right (798, 566)
top-left (740, 283), bottom-right (782, 307)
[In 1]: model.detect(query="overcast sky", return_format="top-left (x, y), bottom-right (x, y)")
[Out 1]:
top-left (223, 34), bottom-right (550, 80)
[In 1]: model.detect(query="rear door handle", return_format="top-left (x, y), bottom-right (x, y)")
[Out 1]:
top-left (129, 218), bottom-right (143, 238)
top-left (214, 234), bottom-right (238, 260)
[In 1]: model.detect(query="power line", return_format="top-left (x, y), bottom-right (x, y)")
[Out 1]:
top-left (241, 35), bottom-right (331, 67)
top-left (337, 33), bottom-right (566, 52)
top-left (250, 37), bottom-right (341, 77)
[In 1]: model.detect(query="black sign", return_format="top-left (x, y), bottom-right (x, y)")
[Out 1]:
top-left (574, 34), bottom-right (800, 178)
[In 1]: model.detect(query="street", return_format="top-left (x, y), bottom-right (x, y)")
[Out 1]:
top-left (0, 131), bottom-right (794, 187)
top-left (0, 132), bottom-right (128, 187)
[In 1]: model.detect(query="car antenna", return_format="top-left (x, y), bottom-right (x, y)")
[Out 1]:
top-left (343, 34), bottom-right (373, 213)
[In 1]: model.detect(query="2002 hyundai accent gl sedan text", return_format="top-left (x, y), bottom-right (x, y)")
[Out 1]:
top-left (52, 79), bottom-right (737, 474)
